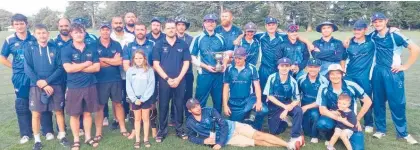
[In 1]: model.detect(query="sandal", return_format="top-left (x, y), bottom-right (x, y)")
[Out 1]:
top-left (94, 135), bottom-right (103, 142)
top-left (71, 142), bottom-right (80, 150)
top-left (134, 142), bottom-right (140, 149)
top-left (144, 141), bottom-right (151, 148)
top-left (85, 138), bottom-right (99, 148)
top-left (121, 131), bottom-right (130, 137)
top-left (155, 136), bottom-right (163, 143)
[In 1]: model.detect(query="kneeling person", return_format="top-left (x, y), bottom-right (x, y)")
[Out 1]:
top-left (24, 24), bottom-right (70, 150)
top-left (223, 47), bottom-right (267, 130)
top-left (186, 98), bottom-right (301, 150)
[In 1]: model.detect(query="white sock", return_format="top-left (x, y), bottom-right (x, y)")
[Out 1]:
top-left (34, 134), bottom-right (41, 143)
top-left (57, 132), bottom-right (66, 140)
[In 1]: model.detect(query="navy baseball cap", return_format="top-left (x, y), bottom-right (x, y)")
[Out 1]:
top-left (316, 21), bottom-right (338, 33)
top-left (186, 98), bottom-right (200, 110)
top-left (203, 14), bottom-right (217, 21)
top-left (244, 22), bottom-right (257, 32)
top-left (233, 47), bottom-right (247, 57)
top-left (307, 58), bottom-right (321, 67)
top-left (371, 12), bottom-right (387, 22)
top-left (277, 57), bottom-right (292, 65)
top-left (265, 16), bottom-right (278, 24)
top-left (99, 22), bottom-right (111, 29)
top-left (72, 18), bottom-right (85, 26)
top-left (151, 17), bottom-right (161, 23)
top-left (286, 24), bottom-right (299, 32)
top-left (353, 19), bottom-right (368, 30)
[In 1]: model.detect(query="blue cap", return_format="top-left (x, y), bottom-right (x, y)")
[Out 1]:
top-left (233, 47), bottom-right (247, 57)
top-left (353, 19), bottom-right (368, 30)
top-left (307, 58), bottom-right (321, 67)
top-left (371, 12), bottom-right (387, 22)
top-left (277, 57), bottom-right (291, 65)
top-left (316, 21), bottom-right (338, 33)
top-left (99, 22), bottom-right (111, 29)
top-left (265, 16), bottom-right (278, 24)
top-left (203, 14), bottom-right (217, 21)
top-left (151, 17), bottom-right (161, 23)
top-left (72, 18), bottom-right (86, 26)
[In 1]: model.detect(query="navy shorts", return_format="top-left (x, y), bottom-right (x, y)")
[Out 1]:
top-left (97, 81), bottom-right (123, 105)
top-left (29, 85), bottom-right (65, 112)
top-left (65, 85), bottom-right (99, 116)
top-left (131, 99), bottom-right (153, 110)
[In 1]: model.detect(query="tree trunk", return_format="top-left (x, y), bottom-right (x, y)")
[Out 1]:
top-left (220, 1), bottom-right (223, 16)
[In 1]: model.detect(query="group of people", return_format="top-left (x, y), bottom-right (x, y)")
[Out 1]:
top-left (0, 9), bottom-right (419, 150)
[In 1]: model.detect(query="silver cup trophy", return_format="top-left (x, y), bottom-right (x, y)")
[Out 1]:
top-left (212, 52), bottom-right (225, 72)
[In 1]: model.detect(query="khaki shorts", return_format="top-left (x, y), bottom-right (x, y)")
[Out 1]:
top-left (227, 122), bottom-right (256, 147)
top-left (335, 128), bottom-right (354, 139)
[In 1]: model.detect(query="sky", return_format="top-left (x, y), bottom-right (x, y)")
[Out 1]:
top-left (0, 0), bottom-right (68, 16)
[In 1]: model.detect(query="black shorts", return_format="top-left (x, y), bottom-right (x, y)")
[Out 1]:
top-left (131, 99), bottom-right (153, 110)
top-left (97, 81), bottom-right (123, 105)
top-left (65, 85), bottom-right (99, 116)
top-left (29, 85), bottom-right (65, 112)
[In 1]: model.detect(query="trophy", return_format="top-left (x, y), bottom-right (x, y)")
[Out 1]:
top-left (212, 52), bottom-right (225, 72)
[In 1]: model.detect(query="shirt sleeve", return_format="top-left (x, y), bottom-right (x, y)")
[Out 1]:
top-left (122, 45), bottom-right (131, 60)
top-left (223, 66), bottom-right (231, 83)
top-left (186, 118), bottom-right (205, 145)
top-left (1, 40), bottom-right (10, 58)
top-left (23, 47), bottom-right (39, 82)
top-left (125, 68), bottom-right (137, 103)
top-left (152, 43), bottom-right (161, 61)
top-left (393, 32), bottom-right (410, 48)
top-left (141, 69), bottom-right (156, 102)
top-left (347, 81), bottom-right (365, 100)
top-left (183, 43), bottom-right (192, 61)
top-left (190, 36), bottom-right (200, 56)
top-left (316, 85), bottom-right (327, 106)
top-left (263, 74), bottom-right (274, 96)
top-left (61, 48), bottom-right (72, 64)
top-left (300, 43), bottom-right (310, 71)
top-left (337, 41), bottom-right (347, 61)
top-left (291, 79), bottom-right (300, 101)
top-left (91, 48), bottom-right (99, 63)
top-left (46, 48), bottom-right (64, 84)
top-left (251, 65), bottom-right (259, 81)
top-left (212, 109), bottom-right (229, 147)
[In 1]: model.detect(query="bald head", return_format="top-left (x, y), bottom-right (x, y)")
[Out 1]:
top-left (58, 18), bottom-right (71, 36)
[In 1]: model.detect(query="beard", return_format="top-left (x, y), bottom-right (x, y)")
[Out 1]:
top-left (152, 29), bottom-right (160, 34)
top-left (60, 29), bottom-right (69, 36)
top-left (221, 20), bottom-right (231, 27)
top-left (114, 27), bottom-right (123, 32)
top-left (136, 34), bottom-right (145, 40)
top-left (127, 23), bottom-right (135, 27)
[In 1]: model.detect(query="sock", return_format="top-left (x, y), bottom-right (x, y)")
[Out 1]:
top-left (34, 134), bottom-right (41, 143)
top-left (57, 132), bottom-right (66, 140)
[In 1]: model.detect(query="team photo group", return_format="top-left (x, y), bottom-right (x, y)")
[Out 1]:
top-left (0, 8), bottom-right (419, 150)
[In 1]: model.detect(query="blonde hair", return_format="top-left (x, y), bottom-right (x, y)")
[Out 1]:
top-left (130, 50), bottom-right (149, 72)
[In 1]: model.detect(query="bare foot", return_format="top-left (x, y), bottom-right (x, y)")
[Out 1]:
top-left (127, 130), bottom-right (135, 140)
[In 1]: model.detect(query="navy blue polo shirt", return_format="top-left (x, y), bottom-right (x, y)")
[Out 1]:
top-left (52, 35), bottom-right (72, 49)
top-left (96, 39), bottom-right (122, 83)
top-left (190, 31), bottom-right (227, 74)
top-left (239, 37), bottom-right (260, 65)
top-left (24, 42), bottom-right (64, 86)
top-left (345, 36), bottom-right (375, 78)
top-left (178, 33), bottom-right (194, 73)
top-left (215, 25), bottom-right (243, 51)
top-left (279, 39), bottom-right (310, 71)
top-left (297, 73), bottom-right (328, 106)
top-left (152, 37), bottom-right (191, 78)
top-left (223, 63), bottom-right (259, 99)
top-left (123, 39), bottom-right (155, 65)
top-left (1, 31), bottom-right (37, 74)
top-left (146, 32), bottom-right (166, 43)
top-left (61, 43), bottom-right (99, 88)
top-left (254, 32), bottom-right (287, 71)
top-left (316, 80), bottom-right (366, 112)
top-left (368, 30), bottom-right (410, 68)
top-left (312, 37), bottom-right (346, 63)
top-left (263, 72), bottom-right (300, 104)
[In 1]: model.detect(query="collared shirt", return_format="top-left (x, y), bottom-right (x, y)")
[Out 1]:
top-left (52, 35), bottom-right (72, 49)
top-left (263, 72), bottom-right (300, 106)
top-left (1, 31), bottom-right (37, 74)
top-left (369, 30), bottom-right (410, 68)
top-left (146, 32), bottom-right (166, 43)
top-left (61, 43), bottom-right (99, 88)
top-left (152, 37), bottom-right (191, 78)
top-left (190, 30), bottom-right (226, 74)
top-left (297, 73), bottom-right (329, 106)
top-left (254, 32), bottom-right (288, 71)
top-left (124, 26), bottom-right (135, 35)
top-left (96, 39), bottom-right (122, 83)
top-left (239, 37), bottom-right (260, 65)
top-left (215, 25), bottom-right (243, 51)
top-left (110, 31), bottom-right (135, 49)
top-left (279, 39), bottom-right (310, 71)
top-left (24, 42), bottom-right (63, 86)
top-left (223, 63), bottom-right (259, 99)
top-left (178, 33), bottom-right (194, 73)
top-left (123, 39), bottom-right (155, 65)
top-left (345, 36), bottom-right (375, 79)
top-left (312, 37), bottom-right (346, 63)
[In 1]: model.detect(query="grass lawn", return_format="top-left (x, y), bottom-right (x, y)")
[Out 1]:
top-left (0, 30), bottom-right (420, 150)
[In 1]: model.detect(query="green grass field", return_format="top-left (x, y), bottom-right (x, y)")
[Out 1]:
top-left (0, 31), bottom-right (420, 150)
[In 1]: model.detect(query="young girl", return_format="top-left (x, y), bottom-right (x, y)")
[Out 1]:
top-left (126, 50), bottom-right (155, 148)
top-left (327, 93), bottom-right (357, 150)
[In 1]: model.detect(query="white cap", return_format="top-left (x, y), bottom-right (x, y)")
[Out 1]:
top-left (327, 64), bottom-right (344, 73)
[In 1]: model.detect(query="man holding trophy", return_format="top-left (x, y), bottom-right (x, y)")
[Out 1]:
top-left (190, 14), bottom-right (230, 113)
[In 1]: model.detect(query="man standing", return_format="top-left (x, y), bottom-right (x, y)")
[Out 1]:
top-left (344, 19), bottom-right (375, 133)
top-left (190, 14), bottom-right (228, 113)
top-left (237, 22), bottom-right (260, 66)
top-left (94, 23), bottom-right (129, 142)
top-left (53, 18), bottom-right (72, 49)
top-left (61, 23), bottom-right (100, 149)
top-left (153, 20), bottom-right (191, 142)
top-left (312, 21), bottom-right (346, 76)
top-left (215, 10), bottom-right (243, 51)
top-left (222, 47), bottom-right (268, 130)
top-left (0, 13), bottom-right (36, 144)
top-left (369, 12), bottom-right (419, 144)
top-left (147, 17), bottom-right (166, 42)
top-left (24, 24), bottom-right (70, 149)
top-left (124, 12), bottom-right (137, 35)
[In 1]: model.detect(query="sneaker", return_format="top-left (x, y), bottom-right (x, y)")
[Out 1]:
top-left (103, 117), bottom-right (109, 126)
top-left (326, 145), bottom-right (336, 150)
top-left (79, 129), bottom-right (85, 136)
top-left (20, 136), bottom-right (30, 144)
top-left (373, 132), bottom-right (386, 139)
top-left (110, 120), bottom-right (119, 130)
top-left (365, 126), bottom-right (374, 133)
top-left (310, 138), bottom-right (318, 143)
top-left (59, 137), bottom-right (71, 147)
top-left (324, 141), bottom-right (330, 146)
top-left (287, 140), bottom-right (301, 150)
top-left (32, 142), bottom-right (43, 150)
top-left (45, 133), bottom-right (54, 141)
top-left (404, 134), bottom-right (418, 145)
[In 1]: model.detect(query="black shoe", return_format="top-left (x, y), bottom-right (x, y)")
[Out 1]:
top-left (110, 120), bottom-right (119, 130)
top-left (32, 142), bottom-right (43, 150)
top-left (59, 137), bottom-right (71, 147)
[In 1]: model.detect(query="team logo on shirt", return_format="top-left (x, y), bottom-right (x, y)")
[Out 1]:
top-left (72, 54), bottom-right (80, 60)
top-left (14, 43), bottom-right (19, 47)
top-left (49, 52), bottom-right (54, 58)
top-left (177, 48), bottom-right (183, 52)
top-left (86, 52), bottom-right (92, 60)
top-left (58, 42), bottom-right (63, 46)
top-left (163, 47), bottom-right (168, 53)
top-left (98, 49), bottom-right (102, 55)
top-left (30, 100), bottom-right (34, 106)
top-left (132, 46), bottom-right (137, 50)
top-left (28, 41), bottom-right (33, 45)
top-left (283, 84), bottom-right (290, 92)
top-left (297, 46), bottom-right (301, 50)
top-left (111, 50), bottom-right (117, 54)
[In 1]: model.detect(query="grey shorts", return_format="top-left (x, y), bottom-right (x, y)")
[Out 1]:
top-left (29, 85), bottom-right (65, 112)
top-left (97, 81), bottom-right (123, 105)
top-left (65, 85), bottom-right (99, 116)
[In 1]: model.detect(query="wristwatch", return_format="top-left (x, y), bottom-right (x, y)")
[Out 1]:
top-left (164, 77), bottom-right (169, 81)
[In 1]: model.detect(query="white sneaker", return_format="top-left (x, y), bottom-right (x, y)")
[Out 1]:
top-left (373, 132), bottom-right (386, 139)
top-left (45, 133), bottom-right (54, 140)
top-left (19, 136), bottom-right (30, 144)
top-left (365, 126), bottom-right (374, 133)
top-left (287, 141), bottom-right (300, 150)
top-left (286, 117), bottom-right (293, 127)
top-left (103, 117), bottom-right (109, 126)
top-left (404, 134), bottom-right (418, 145)
top-left (310, 138), bottom-right (318, 143)
top-left (324, 141), bottom-right (330, 146)
top-left (79, 129), bottom-right (84, 136)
